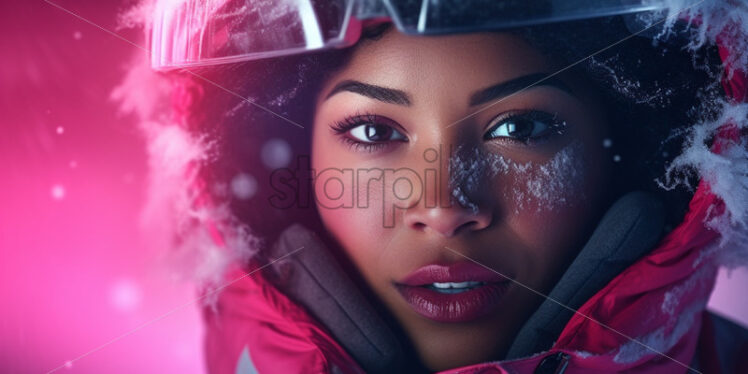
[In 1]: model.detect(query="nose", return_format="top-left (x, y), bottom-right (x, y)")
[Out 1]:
top-left (403, 204), bottom-right (493, 238)
top-left (401, 141), bottom-right (495, 238)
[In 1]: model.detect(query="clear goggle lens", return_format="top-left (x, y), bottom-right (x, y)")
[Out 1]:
top-left (150, 0), bottom-right (673, 71)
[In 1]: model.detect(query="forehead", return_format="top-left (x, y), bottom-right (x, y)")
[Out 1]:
top-left (323, 31), bottom-right (553, 104)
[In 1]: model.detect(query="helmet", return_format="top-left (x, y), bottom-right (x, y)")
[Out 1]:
top-left (149, 0), bottom-right (691, 70)
top-left (138, 0), bottom-right (748, 276)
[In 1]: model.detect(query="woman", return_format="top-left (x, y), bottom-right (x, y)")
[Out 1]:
top-left (117, 0), bottom-right (748, 372)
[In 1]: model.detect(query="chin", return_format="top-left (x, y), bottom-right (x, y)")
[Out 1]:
top-left (403, 314), bottom-right (514, 371)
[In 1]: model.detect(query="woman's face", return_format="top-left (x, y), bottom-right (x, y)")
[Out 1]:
top-left (311, 30), bottom-right (610, 370)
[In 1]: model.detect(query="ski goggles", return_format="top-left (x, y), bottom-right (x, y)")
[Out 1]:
top-left (150, 0), bottom-right (676, 71)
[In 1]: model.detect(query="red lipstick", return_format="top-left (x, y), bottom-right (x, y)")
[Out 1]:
top-left (396, 262), bottom-right (511, 323)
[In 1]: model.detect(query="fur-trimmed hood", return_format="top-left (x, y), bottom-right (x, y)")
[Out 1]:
top-left (112, 1), bottom-right (748, 372)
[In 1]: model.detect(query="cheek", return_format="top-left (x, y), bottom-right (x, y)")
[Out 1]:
top-left (311, 145), bottom-right (392, 272)
top-left (314, 171), bottom-right (405, 291)
top-left (503, 140), bottom-right (588, 215)
top-left (450, 140), bottom-right (590, 217)
top-left (494, 141), bottom-right (605, 282)
top-left (449, 140), bottom-right (600, 272)
top-left (315, 181), bottom-right (386, 241)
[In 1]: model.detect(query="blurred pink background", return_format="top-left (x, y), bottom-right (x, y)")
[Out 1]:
top-left (0, 1), bottom-right (746, 373)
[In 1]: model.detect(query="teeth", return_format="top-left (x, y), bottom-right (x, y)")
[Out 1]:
top-left (426, 281), bottom-right (485, 294)
top-left (431, 281), bottom-right (483, 289)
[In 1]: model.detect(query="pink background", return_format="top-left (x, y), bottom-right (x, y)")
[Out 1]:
top-left (1, 1), bottom-right (746, 373)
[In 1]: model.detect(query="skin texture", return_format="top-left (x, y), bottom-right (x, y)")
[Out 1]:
top-left (311, 30), bottom-right (611, 371)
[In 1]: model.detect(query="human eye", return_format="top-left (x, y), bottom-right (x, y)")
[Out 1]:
top-left (484, 111), bottom-right (566, 144)
top-left (330, 113), bottom-right (408, 152)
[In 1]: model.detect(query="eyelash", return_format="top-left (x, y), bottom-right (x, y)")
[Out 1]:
top-left (329, 110), bottom-right (567, 152)
top-left (330, 112), bottom-right (407, 153)
top-left (484, 110), bottom-right (567, 145)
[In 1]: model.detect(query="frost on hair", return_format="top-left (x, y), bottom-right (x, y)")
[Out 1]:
top-left (619, 0), bottom-right (748, 269)
top-left (658, 101), bottom-right (748, 269)
top-left (110, 29), bottom-right (262, 306)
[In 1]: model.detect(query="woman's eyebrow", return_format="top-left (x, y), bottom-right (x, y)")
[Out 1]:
top-left (469, 73), bottom-right (575, 106)
top-left (325, 80), bottom-right (411, 106)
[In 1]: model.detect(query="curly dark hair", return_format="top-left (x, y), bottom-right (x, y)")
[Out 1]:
top-left (171, 15), bottom-right (724, 253)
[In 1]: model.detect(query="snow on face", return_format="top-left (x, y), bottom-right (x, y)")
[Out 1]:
top-left (448, 141), bottom-right (586, 215)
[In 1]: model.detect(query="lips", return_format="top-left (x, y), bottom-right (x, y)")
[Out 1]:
top-left (395, 262), bottom-right (512, 323)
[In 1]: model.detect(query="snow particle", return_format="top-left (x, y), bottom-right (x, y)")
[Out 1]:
top-left (51, 184), bottom-right (66, 200)
top-left (73, 31), bottom-right (82, 40)
top-left (64, 360), bottom-right (73, 369)
top-left (231, 173), bottom-right (258, 200)
top-left (261, 138), bottom-right (292, 169)
top-left (56, 126), bottom-right (64, 135)
top-left (69, 160), bottom-right (78, 169)
top-left (602, 138), bottom-right (613, 148)
top-left (613, 154), bottom-right (622, 162)
top-left (109, 279), bottom-right (142, 313)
